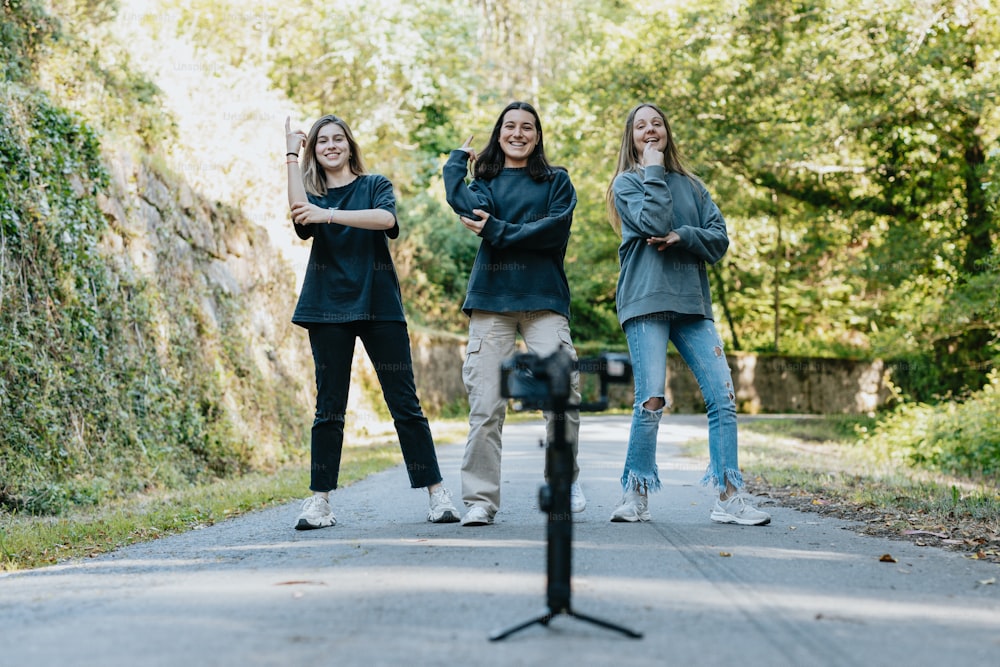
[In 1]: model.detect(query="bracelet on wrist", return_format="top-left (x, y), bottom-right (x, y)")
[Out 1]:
top-left (327, 207), bottom-right (337, 224)
top-left (285, 159), bottom-right (298, 165)
top-left (286, 152), bottom-right (299, 158)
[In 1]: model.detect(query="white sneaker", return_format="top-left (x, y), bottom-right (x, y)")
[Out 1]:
top-left (295, 494), bottom-right (336, 530)
top-left (570, 482), bottom-right (587, 513)
top-left (710, 494), bottom-right (771, 526)
top-left (610, 487), bottom-right (650, 522)
top-left (427, 487), bottom-right (460, 523)
top-left (461, 505), bottom-right (494, 526)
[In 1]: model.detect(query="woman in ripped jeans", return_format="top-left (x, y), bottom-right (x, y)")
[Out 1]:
top-left (605, 102), bottom-right (770, 526)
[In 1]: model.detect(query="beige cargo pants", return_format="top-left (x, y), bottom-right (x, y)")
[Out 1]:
top-left (461, 310), bottom-right (581, 516)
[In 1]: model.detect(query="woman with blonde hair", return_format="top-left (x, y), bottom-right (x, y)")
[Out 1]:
top-left (284, 115), bottom-right (459, 529)
top-left (605, 103), bottom-right (769, 526)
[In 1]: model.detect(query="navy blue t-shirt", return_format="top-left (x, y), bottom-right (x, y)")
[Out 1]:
top-left (291, 174), bottom-right (404, 327)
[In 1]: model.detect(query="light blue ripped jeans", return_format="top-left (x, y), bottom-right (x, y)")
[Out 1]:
top-left (621, 313), bottom-right (742, 494)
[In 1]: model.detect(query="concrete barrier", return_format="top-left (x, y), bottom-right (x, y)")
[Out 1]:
top-left (352, 331), bottom-right (892, 416)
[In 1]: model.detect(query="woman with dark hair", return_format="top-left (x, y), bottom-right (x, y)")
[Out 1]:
top-left (605, 103), bottom-right (770, 526)
top-left (442, 101), bottom-right (584, 526)
top-left (285, 115), bottom-right (459, 529)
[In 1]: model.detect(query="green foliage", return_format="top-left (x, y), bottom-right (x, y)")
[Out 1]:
top-left (1, 3), bottom-right (309, 516)
top-left (1, 87), bottom-right (133, 513)
top-left (738, 414), bottom-right (876, 445)
top-left (393, 192), bottom-right (479, 332)
top-left (873, 249), bottom-right (998, 400)
top-left (565, 0), bottom-right (999, 365)
top-left (37, 0), bottom-right (177, 147)
top-left (135, 0), bottom-right (999, 367)
top-left (865, 371), bottom-right (1000, 478)
top-left (1, 0), bottom-right (60, 82)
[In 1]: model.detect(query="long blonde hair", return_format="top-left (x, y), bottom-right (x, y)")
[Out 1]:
top-left (604, 103), bottom-right (698, 235)
top-left (301, 115), bottom-right (367, 196)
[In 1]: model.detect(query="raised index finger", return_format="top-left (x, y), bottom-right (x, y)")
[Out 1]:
top-left (461, 134), bottom-right (474, 149)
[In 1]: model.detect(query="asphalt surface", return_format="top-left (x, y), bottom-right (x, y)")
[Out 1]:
top-left (2, 415), bottom-right (998, 666)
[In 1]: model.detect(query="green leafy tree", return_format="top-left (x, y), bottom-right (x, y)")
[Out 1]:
top-left (710, 0), bottom-right (999, 392)
top-left (570, 0), bottom-right (997, 384)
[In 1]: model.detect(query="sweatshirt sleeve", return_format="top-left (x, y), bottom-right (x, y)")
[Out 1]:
top-left (673, 181), bottom-right (729, 264)
top-left (614, 165), bottom-right (673, 244)
top-left (479, 171), bottom-right (576, 250)
top-left (615, 168), bottom-right (729, 265)
top-left (442, 150), bottom-right (489, 218)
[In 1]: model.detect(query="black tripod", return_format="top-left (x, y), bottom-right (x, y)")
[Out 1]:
top-left (490, 349), bottom-right (642, 641)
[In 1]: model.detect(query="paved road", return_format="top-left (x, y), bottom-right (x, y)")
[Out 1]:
top-left (2, 415), bottom-right (998, 666)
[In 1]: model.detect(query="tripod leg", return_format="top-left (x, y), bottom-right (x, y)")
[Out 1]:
top-left (489, 609), bottom-right (554, 641)
top-left (567, 608), bottom-right (644, 639)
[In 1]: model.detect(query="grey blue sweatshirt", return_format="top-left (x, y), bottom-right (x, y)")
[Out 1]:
top-left (442, 150), bottom-right (576, 318)
top-left (613, 164), bottom-right (729, 325)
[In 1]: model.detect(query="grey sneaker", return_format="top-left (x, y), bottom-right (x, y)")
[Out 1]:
top-left (570, 481), bottom-right (587, 513)
top-left (710, 494), bottom-right (771, 526)
top-left (427, 487), bottom-right (460, 523)
top-left (461, 505), bottom-right (494, 526)
top-left (610, 487), bottom-right (650, 522)
top-left (295, 494), bottom-right (336, 530)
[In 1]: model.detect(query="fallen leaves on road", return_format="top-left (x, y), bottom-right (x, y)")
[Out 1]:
top-left (903, 530), bottom-right (948, 539)
top-left (745, 477), bottom-right (1000, 566)
top-left (879, 553), bottom-right (897, 563)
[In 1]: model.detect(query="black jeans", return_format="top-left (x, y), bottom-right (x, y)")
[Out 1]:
top-left (307, 320), bottom-right (442, 492)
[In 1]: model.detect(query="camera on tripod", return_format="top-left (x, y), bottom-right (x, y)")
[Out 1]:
top-left (491, 345), bottom-right (643, 641)
top-left (500, 348), bottom-right (632, 412)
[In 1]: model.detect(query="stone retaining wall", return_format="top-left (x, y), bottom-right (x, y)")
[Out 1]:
top-left (353, 331), bottom-right (892, 416)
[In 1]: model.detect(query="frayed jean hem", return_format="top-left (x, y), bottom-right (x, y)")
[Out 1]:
top-left (700, 466), bottom-right (744, 492)
top-left (622, 469), bottom-right (662, 494)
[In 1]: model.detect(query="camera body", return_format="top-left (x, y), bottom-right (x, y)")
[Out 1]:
top-left (500, 348), bottom-right (632, 412)
top-left (500, 348), bottom-right (574, 410)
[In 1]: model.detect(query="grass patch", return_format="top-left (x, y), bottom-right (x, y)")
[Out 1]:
top-left (1, 421), bottom-right (468, 572)
top-left (727, 416), bottom-right (1000, 564)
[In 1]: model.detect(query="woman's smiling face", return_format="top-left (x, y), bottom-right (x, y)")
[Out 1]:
top-left (314, 122), bottom-right (351, 171)
top-left (499, 108), bottom-right (540, 168)
top-left (632, 105), bottom-right (667, 156)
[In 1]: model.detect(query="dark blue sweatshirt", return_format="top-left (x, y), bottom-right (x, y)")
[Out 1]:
top-left (442, 150), bottom-right (576, 318)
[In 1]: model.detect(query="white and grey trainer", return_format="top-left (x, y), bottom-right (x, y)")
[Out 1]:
top-left (710, 494), bottom-right (771, 526)
top-left (570, 481), bottom-right (587, 513)
top-left (427, 487), bottom-right (460, 523)
top-left (610, 487), bottom-right (651, 523)
top-left (461, 505), bottom-right (494, 526)
top-left (295, 494), bottom-right (336, 530)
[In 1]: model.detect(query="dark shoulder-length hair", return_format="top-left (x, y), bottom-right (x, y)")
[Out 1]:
top-left (301, 115), bottom-right (367, 196)
top-left (474, 101), bottom-right (562, 182)
top-left (604, 103), bottom-right (701, 235)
